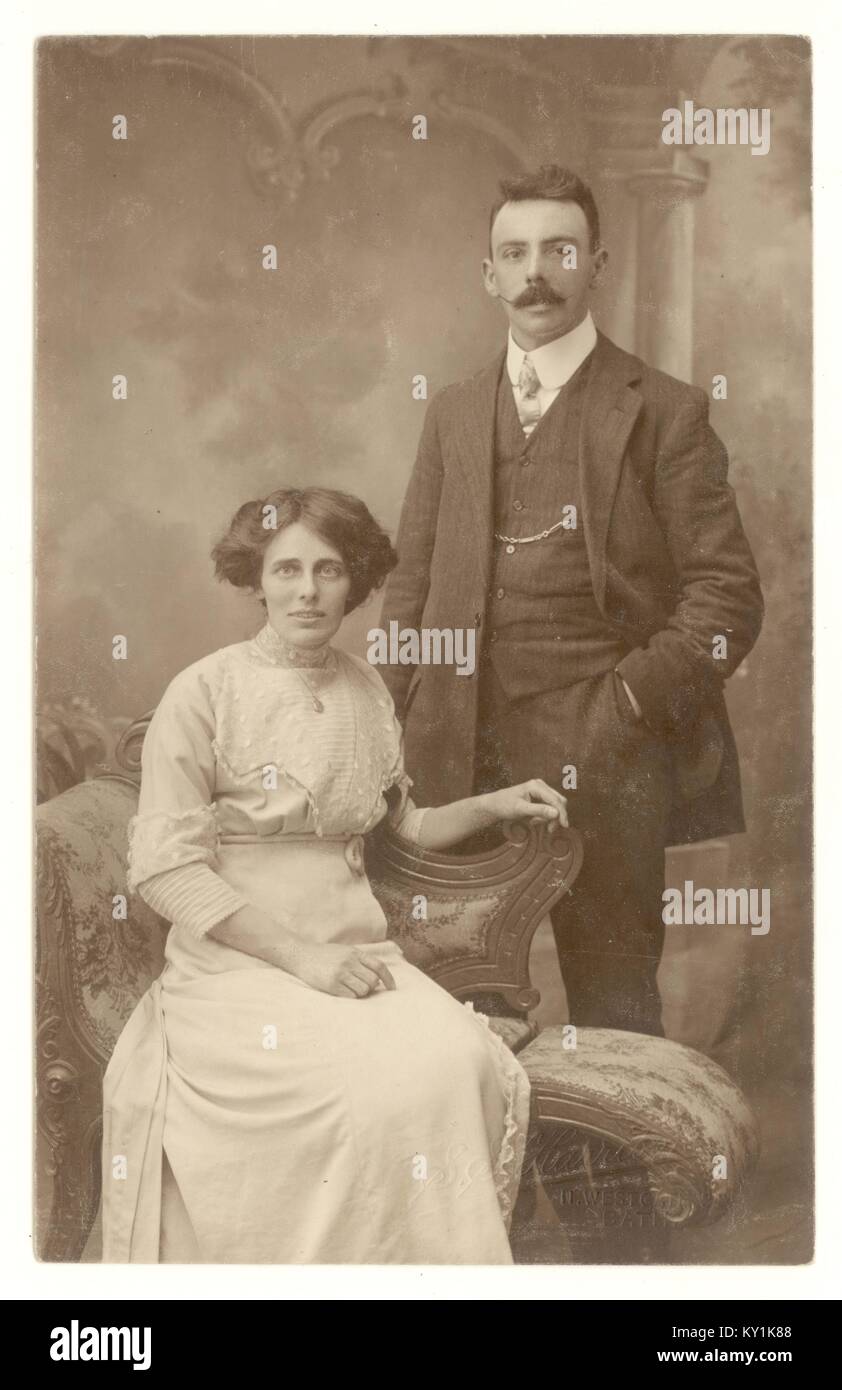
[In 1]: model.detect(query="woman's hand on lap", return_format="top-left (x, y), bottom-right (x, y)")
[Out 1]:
top-left (292, 942), bottom-right (397, 998)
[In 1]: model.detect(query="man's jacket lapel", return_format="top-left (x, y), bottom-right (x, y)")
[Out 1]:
top-left (578, 331), bottom-right (644, 610)
top-left (453, 350), bottom-right (505, 594)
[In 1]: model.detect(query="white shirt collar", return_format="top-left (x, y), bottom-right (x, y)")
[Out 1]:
top-left (506, 311), bottom-right (598, 390)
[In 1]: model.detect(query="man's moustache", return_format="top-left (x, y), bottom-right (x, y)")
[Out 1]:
top-left (499, 288), bottom-right (566, 308)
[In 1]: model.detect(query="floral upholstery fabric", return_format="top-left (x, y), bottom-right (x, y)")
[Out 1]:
top-left (518, 1025), bottom-right (759, 1218)
top-left (36, 778), bottom-right (166, 1060)
top-left (482, 1015), bottom-right (539, 1055)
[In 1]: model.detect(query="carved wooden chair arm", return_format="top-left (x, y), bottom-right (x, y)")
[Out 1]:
top-left (35, 714), bottom-right (585, 1261)
top-left (366, 815), bottom-right (583, 1014)
top-left (518, 1025), bottom-right (759, 1237)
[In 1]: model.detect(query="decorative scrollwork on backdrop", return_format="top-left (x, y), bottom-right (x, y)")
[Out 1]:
top-left (82, 37), bottom-right (530, 199)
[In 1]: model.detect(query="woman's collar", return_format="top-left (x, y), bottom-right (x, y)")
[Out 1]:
top-left (253, 622), bottom-right (335, 670)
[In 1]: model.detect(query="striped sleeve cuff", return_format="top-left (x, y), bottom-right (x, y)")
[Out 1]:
top-left (136, 863), bottom-right (249, 940)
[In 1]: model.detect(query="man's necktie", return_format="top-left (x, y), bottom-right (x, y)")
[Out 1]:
top-left (516, 355), bottom-right (543, 434)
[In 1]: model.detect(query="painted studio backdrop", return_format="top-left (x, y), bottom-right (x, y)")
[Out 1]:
top-left (36, 35), bottom-right (811, 1262)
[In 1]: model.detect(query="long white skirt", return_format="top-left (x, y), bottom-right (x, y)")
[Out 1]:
top-left (101, 839), bottom-right (531, 1264)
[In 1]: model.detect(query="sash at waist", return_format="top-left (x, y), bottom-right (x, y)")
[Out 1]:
top-left (219, 831), bottom-right (367, 876)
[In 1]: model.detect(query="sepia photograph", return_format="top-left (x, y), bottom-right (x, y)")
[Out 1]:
top-left (33, 30), bottom-right (812, 1272)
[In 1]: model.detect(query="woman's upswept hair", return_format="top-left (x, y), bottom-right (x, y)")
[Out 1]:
top-left (211, 486), bottom-right (398, 614)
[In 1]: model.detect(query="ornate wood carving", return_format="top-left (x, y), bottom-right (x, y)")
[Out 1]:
top-left (35, 966), bottom-right (105, 1261)
top-left (367, 816), bottom-right (583, 1013)
top-left (114, 711), bottom-right (154, 781)
top-left (527, 1086), bottom-right (710, 1228)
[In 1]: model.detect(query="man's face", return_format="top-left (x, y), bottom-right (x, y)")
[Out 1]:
top-left (482, 198), bottom-right (607, 350)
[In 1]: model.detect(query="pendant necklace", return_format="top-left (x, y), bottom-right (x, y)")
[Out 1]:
top-left (282, 644), bottom-right (336, 714)
top-left (291, 664), bottom-right (326, 714)
top-left (253, 623), bottom-right (335, 712)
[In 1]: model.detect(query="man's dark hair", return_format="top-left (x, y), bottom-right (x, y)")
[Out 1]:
top-left (488, 164), bottom-right (601, 254)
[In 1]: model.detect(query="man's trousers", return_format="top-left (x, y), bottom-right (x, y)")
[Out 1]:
top-left (473, 660), bottom-right (676, 1037)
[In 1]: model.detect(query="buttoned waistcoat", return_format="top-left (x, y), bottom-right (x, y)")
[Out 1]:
top-left (379, 331), bottom-right (764, 847)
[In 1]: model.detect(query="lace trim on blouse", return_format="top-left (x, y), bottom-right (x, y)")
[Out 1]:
top-left (212, 645), bottom-right (409, 838)
top-left (127, 805), bottom-right (219, 892)
top-left (211, 738), bottom-right (326, 838)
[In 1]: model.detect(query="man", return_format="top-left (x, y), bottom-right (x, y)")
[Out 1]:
top-left (379, 164), bottom-right (763, 1037)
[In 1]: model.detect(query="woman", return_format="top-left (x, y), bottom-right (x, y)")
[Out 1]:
top-left (102, 486), bottom-right (568, 1264)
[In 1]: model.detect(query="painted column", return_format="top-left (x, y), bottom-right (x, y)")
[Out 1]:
top-left (625, 149), bottom-right (709, 382)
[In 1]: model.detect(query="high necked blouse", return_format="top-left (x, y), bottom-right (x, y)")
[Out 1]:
top-left (127, 624), bottom-right (427, 938)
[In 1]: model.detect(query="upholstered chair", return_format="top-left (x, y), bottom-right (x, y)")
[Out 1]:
top-left (35, 713), bottom-right (758, 1263)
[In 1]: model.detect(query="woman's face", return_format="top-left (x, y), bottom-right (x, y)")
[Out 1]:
top-left (257, 521), bottom-right (352, 650)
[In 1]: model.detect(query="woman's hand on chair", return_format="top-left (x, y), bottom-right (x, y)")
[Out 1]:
top-left (481, 779), bottom-right (569, 828)
top-left (292, 942), bottom-right (397, 998)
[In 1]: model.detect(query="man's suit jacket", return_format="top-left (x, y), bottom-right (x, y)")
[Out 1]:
top-left (379, 330), bottom-right (764, 846)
